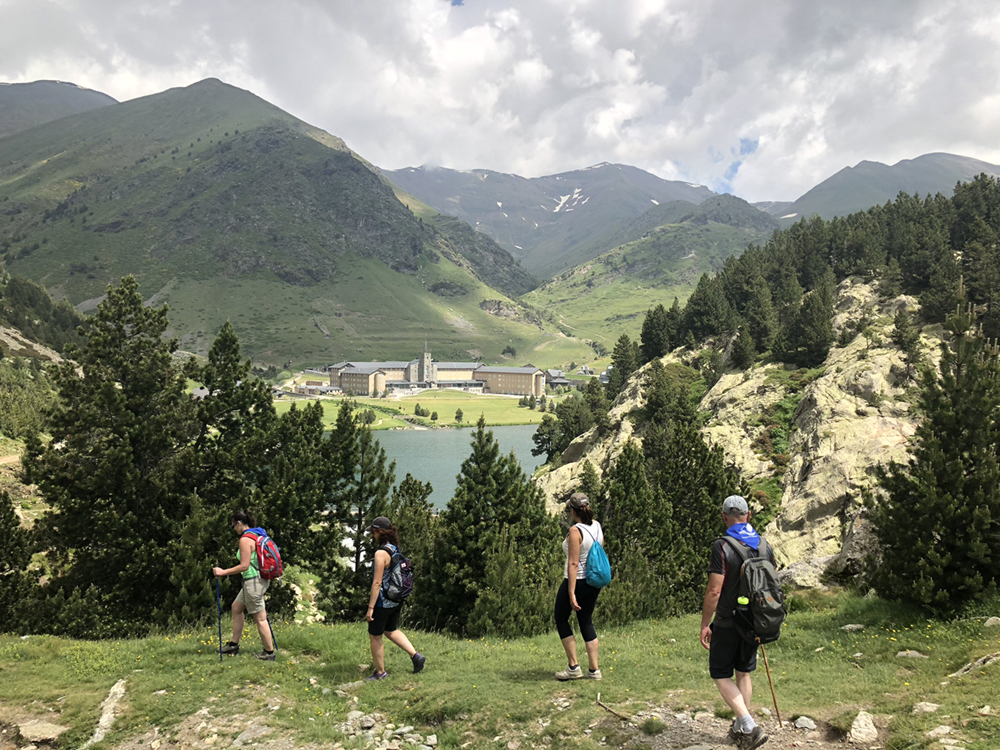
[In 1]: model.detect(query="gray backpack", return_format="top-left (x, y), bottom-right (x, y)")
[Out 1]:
top-left (723, 538), bottom-right (786, 644)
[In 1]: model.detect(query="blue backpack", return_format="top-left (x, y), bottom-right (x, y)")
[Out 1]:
top-left (580, 525), bottom-right (611, 588)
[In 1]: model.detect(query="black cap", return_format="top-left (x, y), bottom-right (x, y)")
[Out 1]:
top-left (365, 516), bottom-right (393, 533)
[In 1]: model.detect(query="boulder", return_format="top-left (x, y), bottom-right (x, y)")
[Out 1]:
top-left (793, 716), bottom-right (816, 730)
top-left (778, 555), bottom-right (834, 589)
top-left (848, 710), bottom-right (878, 744)
top-left (17, 721), bottom-right (71, 744)
top-left (913, 702), bottom-right (940, 714)
top-left (841, 624), bottom-right (866, 632)
top-left (896, 650), bottom-right (928, 659)
top-left (926, 726), bottom-right (953, 739)
top-left (984, 617), bottom-right (1000, 628)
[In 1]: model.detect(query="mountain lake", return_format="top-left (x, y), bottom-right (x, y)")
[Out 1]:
top-left (375, 424), bottom-right (543, 508)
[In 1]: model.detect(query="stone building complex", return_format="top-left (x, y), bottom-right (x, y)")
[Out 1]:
top-left (328, 346), bottom-right (545, 398)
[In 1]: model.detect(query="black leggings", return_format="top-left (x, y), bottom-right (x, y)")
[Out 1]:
top-left (554, 578), bottom-right (600, 642)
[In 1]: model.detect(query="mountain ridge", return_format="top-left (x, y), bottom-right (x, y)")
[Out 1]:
top-left (0, 80), bottom-right (117, 139)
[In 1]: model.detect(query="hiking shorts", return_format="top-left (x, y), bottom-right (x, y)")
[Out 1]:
top-left (709, 622), bottom-right (758, 679)
top-left (236, 576), bottom-right (270, 615)
top-left (368, 605), bottom-right (401, 636)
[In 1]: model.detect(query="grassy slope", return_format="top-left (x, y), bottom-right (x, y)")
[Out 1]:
top-left (1, 592), bottom-right (997, 749)
top-left (0, 80), bottom-right (588, 368)
top-left (0, 81), bottom-right (117, 139)
top-left (523, 221), bottom-right (772, 349)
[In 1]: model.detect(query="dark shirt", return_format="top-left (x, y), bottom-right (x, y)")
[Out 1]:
top-left (709, 536), bottom-right (777, 627)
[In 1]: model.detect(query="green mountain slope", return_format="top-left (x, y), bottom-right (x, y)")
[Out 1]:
top-left (777, 152), bottom-right (1000, 222)
top-left (384, 163), bottom-right (717, 278)
top-left (0, 80), bottom-right (116, 139)
top-left (521, 195), bottom-right (779, 347)
top-left (0, 79), bottom-right (580, 367)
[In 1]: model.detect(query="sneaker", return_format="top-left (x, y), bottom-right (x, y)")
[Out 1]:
top-left (585, 669), bottom-right (602, 680)
top-left (736, 726), bottom-right (768, 750)
top-left (728, 721), bottom-right (739, 741)
top-left (217, 641), bottom-right (240, 655)
top-left (555, 665), bottom-right (583, 681)
top-left (411, 652), bottom-right (426, 673)
top-left (365, 670), bottom-right (388, 681)
top-left (253, 651), bottom-right (276, 661)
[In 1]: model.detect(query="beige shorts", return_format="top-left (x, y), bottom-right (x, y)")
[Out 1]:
top-left (235, 576), bottom-right (270, 615)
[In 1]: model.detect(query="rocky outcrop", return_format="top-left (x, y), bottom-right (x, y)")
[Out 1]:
top-left (535, 278), bottom-right (939, 576)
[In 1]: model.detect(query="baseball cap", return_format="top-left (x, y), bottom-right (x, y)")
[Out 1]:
top-left (365, 516), bottom-right (393, 532)
top-left (568, 492), bottom-right (590, 509)
top-left (722, 495), bottom-right (749, 515)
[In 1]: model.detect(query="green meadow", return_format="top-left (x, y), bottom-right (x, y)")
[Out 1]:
top-left (1, 591), bottom-right (998, 749)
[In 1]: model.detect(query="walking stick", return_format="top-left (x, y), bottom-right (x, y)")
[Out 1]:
top-left (759, 642), bottom-right (782, 727)
top-left (216, 578), bottom-right (223, 663)
top-left (266, 613), bottom-right (277, 654)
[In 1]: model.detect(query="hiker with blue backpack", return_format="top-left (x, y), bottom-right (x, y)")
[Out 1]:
top-left (700, 495), bottom-right (785, 750)
top-left (212, 510), bottom-right (281, 661)
top-left (554, 493), bottom-right (610, 681)
top-left (365, 516), bottom-right (425, 680)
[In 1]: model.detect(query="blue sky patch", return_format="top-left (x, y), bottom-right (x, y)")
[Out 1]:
top-left (739, 138), bottom-right (759, 156)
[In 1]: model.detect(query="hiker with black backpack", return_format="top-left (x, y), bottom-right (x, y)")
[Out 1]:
top-left (699, 495), bottom-right (784, 750)
top-left (364, 516), bottom-right (425, 680)
top-left (212, 510), bottom-right (280, 661)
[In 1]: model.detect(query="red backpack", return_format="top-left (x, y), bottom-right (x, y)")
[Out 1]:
top-left (242, 530), bottom-right (283, 580)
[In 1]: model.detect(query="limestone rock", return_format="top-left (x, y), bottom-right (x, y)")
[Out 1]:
top-left (778, 555), bottom-right (835, 589)
top-left (17, 721), bottom-right (71, 743)
top-left (692, 711), bottom-right (713, 722)
top-left (360, 716), bottom-right (377, 730)
top-left (841, 624), bottom-right (866, 632)
top-left (984, 617), bottom-right (1000, 627)
top-left (793, 716), bottom-right (817, 730)
top-left (425, 735), bottom-right (437, 746)
top-left (913, 702), bottom-right (940, 714)
top-left (848, 710), bottom-right (878, 744)
top-left (896, 650), bottom-right (928, 658)
top-left (232, 726), bottom-right (271, 747)
top-left (926, 726), bottom-right (953, 739)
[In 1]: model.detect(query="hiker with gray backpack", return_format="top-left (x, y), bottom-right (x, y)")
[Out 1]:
top-left (364, 516), bottom-right (425, 680)
top-left (699, 495), bottom-right (785, 750)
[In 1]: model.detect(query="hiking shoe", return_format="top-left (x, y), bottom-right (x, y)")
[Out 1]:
top-left (728, 721), bottom-right (739, 741)
top-left (555, 665), bottom-right (583, 681)
top-left (585, 669), bottom-right (602, 680)
top-left (253, 651), bottom-right (276, 661)
top-left (217, 641), bottom-right (240, 655)
top-left (736, 726), bottom-right (768, 750)
top-left (412, 652), bottom-right (426, 673)
top-left (365, 670), bottom-right (388, 681)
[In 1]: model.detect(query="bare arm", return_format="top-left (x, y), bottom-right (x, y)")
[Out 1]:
top-left (699, 572), bottom-right (725, 649)
top-left (567, 528), bottom-right (582, 611)
top-left (367, 549), bottom-right (390, 621)
top-left (213, 536), bottom-right (254, 578)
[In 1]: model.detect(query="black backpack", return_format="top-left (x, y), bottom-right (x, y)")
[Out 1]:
top-left (723, 537), bottom-right (786, 644)
top-left (380, 545), bottom-right (414, 603)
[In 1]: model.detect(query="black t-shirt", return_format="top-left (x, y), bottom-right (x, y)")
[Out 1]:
top-left (709, 536), bottom-right (777, 627)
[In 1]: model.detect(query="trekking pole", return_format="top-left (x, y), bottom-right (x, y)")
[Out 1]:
top-left (266, 613), bottom-right (277, 654)
top-left (216, 578), bottom-right (223, 663)
top-left (759, 643), bottom-right (782, 728)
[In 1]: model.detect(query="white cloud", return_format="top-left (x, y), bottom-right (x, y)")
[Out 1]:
top-left (3, 0), bottom-right (1000, 200)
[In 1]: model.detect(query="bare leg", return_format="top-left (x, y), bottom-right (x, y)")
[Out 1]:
top-left (734, 670), bottom-right (753, 711)
top-left (369, 633), bottom-right (386, 673)
top-left (385, 629), bottom-right (416, 657)
top-left (560, 634), bottom-right (578, 667)
top-left (230, 600), bottom-right (246, 643)
top-left (714, 678), bottom-right (750, 717)
top-left (584, 637), bottom-right (599, 671)
top-left (252, 611), bottom-right (274, 651)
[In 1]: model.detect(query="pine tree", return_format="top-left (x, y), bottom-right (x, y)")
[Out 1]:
top-left (891, 308), bottom-right (922, 379)
top-left (731, 326), bottom-right (757, 369)
top-left (0, 490), bottom-right (30, 623)
top-left (607, 334), bottom-right (638, 399)
top-left (577, 459), bottom-right (603, 502)
top-left (388, 473), bottom-right (437, 627)
top-left (869, 290), bottom-right (1000, 613)
top-left (640, 304), bottom-right (671, 363)
top-left (24, 276), bottom-right (197, 632)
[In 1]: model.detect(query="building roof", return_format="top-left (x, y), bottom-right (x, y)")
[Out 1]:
top-left (436, 362), bottom-right (481, 370)
top-left (475, 365), bottom-right (543, 375)
top-left (341, 364), bottom-right (387, 375)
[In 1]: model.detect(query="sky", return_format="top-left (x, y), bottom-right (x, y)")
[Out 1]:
top-left (3, 0), bottom-right (1000, 201)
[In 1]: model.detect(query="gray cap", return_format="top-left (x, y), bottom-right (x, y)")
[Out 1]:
top-left (365, 516), bottom-right (393, 533)
top-left (722, 495), bottom-right (749, 515)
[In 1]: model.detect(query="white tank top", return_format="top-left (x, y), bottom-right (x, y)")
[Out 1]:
top-left (563, 521), bottom-right (604, 580)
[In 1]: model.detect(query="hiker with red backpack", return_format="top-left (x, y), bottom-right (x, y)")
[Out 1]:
top-left (364, 516), bottom-right (425, 680)
top-left (700, 495), bottom-right (785, 750)
top-left (212, 510), bottom-right (282, 661)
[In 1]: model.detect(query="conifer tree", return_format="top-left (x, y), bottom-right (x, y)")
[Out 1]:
top-left (891, 308), bottom-right (922, 379)
top-left (870, 291), bottom-right (1000, 613)
top-left (607, 333), bottom-right (638, 399)
top-left (25, 276), bottom-right (197, 632)
top-left (388, 473), bottom-right (437, 626)
top-left (577, 459), bottom-right (603, 502)
top-left (731, 326), bottom-right (757, 369)
top-left (0, 490), bottom-right (30, 623)
top-left (640, 303), bottom-right (671, 363)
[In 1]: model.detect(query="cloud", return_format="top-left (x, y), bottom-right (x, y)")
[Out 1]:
top-left (3, 0), bottom-right (1000, 200)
